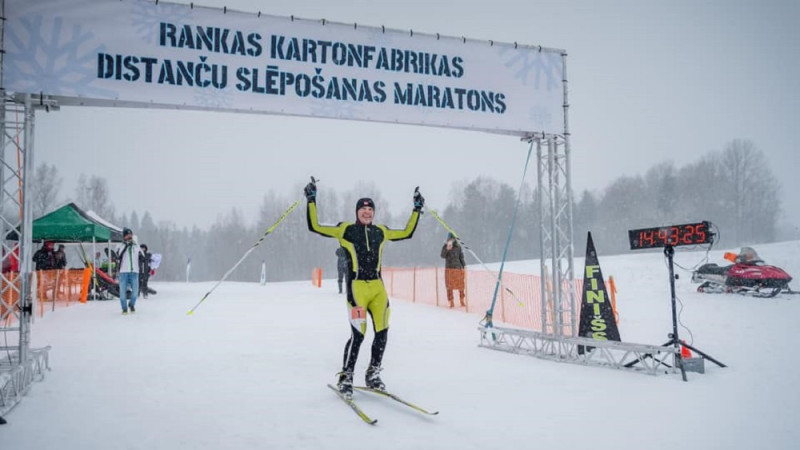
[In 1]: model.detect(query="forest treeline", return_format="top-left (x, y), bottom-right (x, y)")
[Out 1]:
top-left (28, 139), bottom-right (786, 282)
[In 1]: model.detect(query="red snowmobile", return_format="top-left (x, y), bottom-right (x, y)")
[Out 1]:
top-left (692, 247), bottom-right (797, 298)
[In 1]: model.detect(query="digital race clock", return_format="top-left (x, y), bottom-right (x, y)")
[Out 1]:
top-left (628, 221), bottom-right (714, 250)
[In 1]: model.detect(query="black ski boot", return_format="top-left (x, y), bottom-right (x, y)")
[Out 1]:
top-left (365, 365), bottom-right (385, 391)
top-left (337, 371), bottom-right (354, 399)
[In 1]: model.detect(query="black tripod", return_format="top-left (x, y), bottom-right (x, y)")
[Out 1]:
top-left (663, 244), bottom-right (726, 381)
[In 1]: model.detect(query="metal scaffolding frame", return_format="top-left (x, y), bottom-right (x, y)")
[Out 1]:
top-left (535, 134), bottom-right (577, 337)
top-left (0, 93), bottom-right (53, 417)
top-left (479, 325), bottom-right (680, 376)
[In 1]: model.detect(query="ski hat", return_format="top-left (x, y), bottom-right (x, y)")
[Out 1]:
top-left (355, 198), bottom-right (375, 212)
top-left (122, 227), bottom-right (133, 237)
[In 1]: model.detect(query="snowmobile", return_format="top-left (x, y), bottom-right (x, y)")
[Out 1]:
top-left (89, 267), bottom-right (157, 300)
top-left (692, 247), bottom-right (797, 298)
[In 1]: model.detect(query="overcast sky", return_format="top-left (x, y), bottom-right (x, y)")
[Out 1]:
top-left (32, 0), bottom-right (800, 231)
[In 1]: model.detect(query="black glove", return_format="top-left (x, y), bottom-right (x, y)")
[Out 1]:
top-left (304, 180), bottom-right (317, 202)
top-left (413, 188), bottom-right (425, 212)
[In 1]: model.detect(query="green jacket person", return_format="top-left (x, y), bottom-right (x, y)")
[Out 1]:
top-left (305, 179), bottom-right (424, 399)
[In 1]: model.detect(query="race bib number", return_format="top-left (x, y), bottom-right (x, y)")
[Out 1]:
top-left (349, 306), bottom-right (367, 331)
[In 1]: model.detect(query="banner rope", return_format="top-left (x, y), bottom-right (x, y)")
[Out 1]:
top-left (484, 141), bottom-right (533, 328)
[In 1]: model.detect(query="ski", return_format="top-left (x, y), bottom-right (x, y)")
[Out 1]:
top-left (327, 384), bottom-right (377, 425)
top-left (354, 386), bottom-right (439, 416)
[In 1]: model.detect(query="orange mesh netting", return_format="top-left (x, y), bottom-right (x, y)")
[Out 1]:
top-left (1, 269), bottom-right (90, 326)
top-left (383, 266), bottom-right (587, 332)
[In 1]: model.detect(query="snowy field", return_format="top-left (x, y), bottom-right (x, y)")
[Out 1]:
top-left (2, 241), bottom-right (799, 449)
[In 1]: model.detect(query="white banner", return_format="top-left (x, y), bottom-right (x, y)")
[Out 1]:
top-left (2, 0), bottom-right (566, 136)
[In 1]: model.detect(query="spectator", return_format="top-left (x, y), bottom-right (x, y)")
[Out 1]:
top-left (32, 241), bottom-right (56, 271)
top-left (54, 244), bottom-right (67, 269)
top-left (139, 244), bottom-right (152, 299)
top-left (440, 233), bottom-right (467, 308)
top-left (102, 248), bottom-right (117, 278)
top-left (2, 245), bottom-right (19, 273)
top-left (335, 246), bottom-right (349, 294)
top-left (116, 228), bottom-right (142, 315)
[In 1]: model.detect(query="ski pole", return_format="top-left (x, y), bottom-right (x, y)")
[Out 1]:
top-left (187, 199), bottom-right (300, 315)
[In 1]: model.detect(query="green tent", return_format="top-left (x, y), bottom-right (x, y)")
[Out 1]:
top-left (31, 203), bottom-right (123, 242)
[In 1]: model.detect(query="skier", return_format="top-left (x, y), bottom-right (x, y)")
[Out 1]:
top-left (305, 179), bottom-right (424, 398)
top-left (116, 228), bottom-right (143, 314)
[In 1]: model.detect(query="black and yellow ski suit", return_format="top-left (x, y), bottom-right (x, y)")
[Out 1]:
top-left (307, 201), bottom-right (420, 374)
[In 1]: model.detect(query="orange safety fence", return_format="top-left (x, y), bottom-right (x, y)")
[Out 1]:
top-left (1, 268), bottom-right (91, 326)
top-left (384, 266), bottom-right (593, 333)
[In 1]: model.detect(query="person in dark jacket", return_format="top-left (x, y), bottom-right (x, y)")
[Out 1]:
top-left (32, 241), bottom-right (56, 271)
top-left (441, 233), bottom-right (467, 308)
top-left (305, 178), bottom-right (423, 399)
top-left (335, 246), bottom-right (350, 294)
top-left (54, 244), bottom-right (67, 269)
top-left (139, 244), bottom-right (152, 299)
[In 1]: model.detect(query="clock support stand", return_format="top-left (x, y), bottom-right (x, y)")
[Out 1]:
top-left (663, 244), bottom-right (726, 381)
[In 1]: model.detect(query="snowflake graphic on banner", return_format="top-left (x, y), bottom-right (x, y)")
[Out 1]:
top-left (4, 14), bottom-right (115, 99)
top-left (497, 46), bottom-right (561, 131)
top-left (497, 46), bottom-right (561, 90)
top-left (193, 87), bottom-right (233, 110)
top-left (129, 0), bottom-right (191, 46)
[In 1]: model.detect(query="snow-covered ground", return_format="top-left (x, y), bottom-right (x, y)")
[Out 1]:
top-left (2, 241), bottom-right (799, 449)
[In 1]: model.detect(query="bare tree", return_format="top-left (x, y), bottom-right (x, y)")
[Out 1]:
top-left (718, 139), bottom-right (781, 243)
top-left (644, 161), bottom-right (678, 223)
top-left (31, 163), bottom-right (62, 217)
top-left (594, 175), bottom-right (648, 252)
top-left (75, 174), bottom-right (115, 218)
